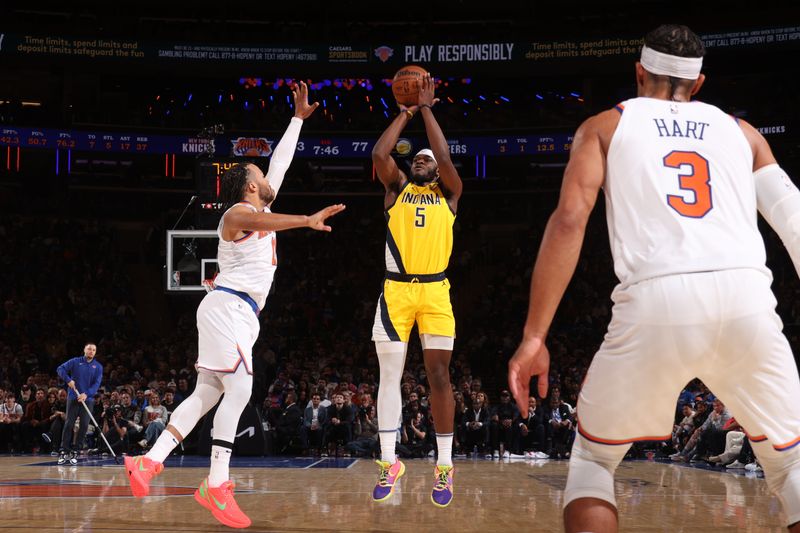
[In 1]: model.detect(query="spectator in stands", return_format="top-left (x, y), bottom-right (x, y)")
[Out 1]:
top-left (175, 378), bottom-right (190, 403)
top-left (399, 382), bottom-right (412, 405)
top-left (120, 391), bottom-right (143, 428)
top-left (102, 404), bottom-right (128, 454)
top-left (690, 399), bottom-right (732, 462)
top-left (265, 384), bottom-right (285, 428)
top-left (18, 384), bottom-right (32, 411)
top-left (275, 391), bottom-right (302, 454)
top-left (323, 392), bottom-right (353, 456)
top-left (515, 396), bottom-right (547, 457)
top-left (21, 388), bottom-right (51, 453)
top-left (459, 381), bottom-right (472, 408)
top-left (544, 394), bottom-right (574, 459)
top-left (306, 387), bottom-right (331, 409)
top-left (549, 385), bottom-right (574, 414)
top-left (673, 399), bottom-right (731, 462)
top-left (95, 394), bottom-right (111, 423)
top-left (133, 389), bottom-right (147, 409)
top-left (453, 391), bottom-right (467, 455)
top-left (726, 436), bottom-right (760, 471)
top-left (710, 418), bottom-right (746, 465)
top-left (358, 392), bottom-right (373, 410)
top-left (471, 379), bottom-right (482, 394)
top-left (402, 391), bottom-right (427, 425)
top-left (464, 392), bottom-right (490, 456)
top-left (672, 404), bottom-right (695, 453)
top-left (400, 411), bottom-right (432, 458)
top-left (38, 390), bottom-right (60, 453)
top-left (161, 388), bottom-right (179, 417)
top-left (0, 392), bottom-right (23, 452)
top-left (111, 391), bottom-right (142, 446)
top-left (140, 392), bottom-right (168, 448)
top-left (691, 398), bottom-right (710, 429)
top-left (301, 393), bottom-right (327, 455)
top-left (42, 389), bottom-right (68, 453)
top-left (490, 390), bottom-right (517, 458)
top-left (346, 404), bottom-right (379, 457)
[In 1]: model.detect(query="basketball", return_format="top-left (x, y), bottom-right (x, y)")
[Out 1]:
top-left (391, 65), bottom-right (428, 106)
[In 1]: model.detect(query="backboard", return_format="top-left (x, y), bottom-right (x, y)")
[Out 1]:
top-left (166, 230), bottom-right (219, 292)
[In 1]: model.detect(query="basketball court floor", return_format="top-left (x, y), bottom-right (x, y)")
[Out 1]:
top-left (0, 454), bottom-right (784, 531)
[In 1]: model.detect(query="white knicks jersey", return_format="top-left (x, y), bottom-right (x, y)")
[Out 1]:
top-left (605, 97), bottom-right (769, 288)
top-left (212, 202), bottom-right (277, 310)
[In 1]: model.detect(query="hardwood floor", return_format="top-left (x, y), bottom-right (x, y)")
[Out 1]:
top-left (0, 455), bottom-right (784, 532)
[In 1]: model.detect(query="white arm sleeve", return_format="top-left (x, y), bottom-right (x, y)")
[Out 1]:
top-left (755, 163), bottom-right (800, 276)
top-left (266, 117), bottom-right (303, 199)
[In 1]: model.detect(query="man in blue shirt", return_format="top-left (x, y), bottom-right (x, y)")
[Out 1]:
top-left (56, 342), bottom-right (103, 465)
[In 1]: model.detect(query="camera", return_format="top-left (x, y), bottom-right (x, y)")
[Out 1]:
top-left (105, 404), bottom-right (122, 422)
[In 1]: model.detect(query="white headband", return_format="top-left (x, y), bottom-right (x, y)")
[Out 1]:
top-left (415, 148), bottom-right (437, 165)
top-left (640, 45), bottom-right (703, 80)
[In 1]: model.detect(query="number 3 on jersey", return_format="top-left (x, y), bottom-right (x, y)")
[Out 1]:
top-left (663, 150), bottom-right (712, 218)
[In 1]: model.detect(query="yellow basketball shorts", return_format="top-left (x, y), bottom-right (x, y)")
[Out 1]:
top-left (371, 278), bottom-right (455, 343)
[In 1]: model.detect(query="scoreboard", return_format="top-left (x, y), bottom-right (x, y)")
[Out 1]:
top-left (1, 125), bottom-right (574, 157)
top-left (196, 157), bottom-right (245, 208)
top-left (1, 126), bottom-right (164, 153)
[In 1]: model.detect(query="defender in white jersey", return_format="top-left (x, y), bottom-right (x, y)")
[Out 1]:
top-left (508, 26), bottom-right (800, 532)
top-left (124, 82), bottom-right (345, 529)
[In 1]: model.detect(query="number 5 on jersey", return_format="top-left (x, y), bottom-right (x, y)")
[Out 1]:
top-left (415, 206), bottom-right (426, 227)
top-left (664, 150), bottom-right (712, 218)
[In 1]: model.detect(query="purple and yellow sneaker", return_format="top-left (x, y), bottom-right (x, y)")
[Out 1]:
top-left (431, 465), bottom-right (455, 508)
top-left (372, 459), bottom-right (406, 502)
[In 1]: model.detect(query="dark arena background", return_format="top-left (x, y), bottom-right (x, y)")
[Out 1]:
top-left (1, 2), bottom-right (800, 531)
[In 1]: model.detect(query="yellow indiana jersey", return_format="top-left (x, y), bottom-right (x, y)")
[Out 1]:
top-left (385, 180), bottom-right (455, 275)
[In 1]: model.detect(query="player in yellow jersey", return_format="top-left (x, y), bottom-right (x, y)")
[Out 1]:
top-left (370, 74), bottom-right (462, 508)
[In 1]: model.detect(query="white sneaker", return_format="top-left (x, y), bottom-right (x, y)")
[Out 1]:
top-left (492, 450), bottom-right (500, 459)
top-left (509, 453), bottom-right (527, 460)
top-left (484, 454), bottom-right (493, 460)
top-left (502, 451), bottom-right (510, 459)
top-left (745, 462), bottom-right (763, 472)
top-left (726, 460), bottom-right (746, 469)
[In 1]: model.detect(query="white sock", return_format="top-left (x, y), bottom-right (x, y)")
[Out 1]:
top-left (436, 433), bottom-right (453, 467)
top-left (209, 444), bottom-right (232, 487)
top-left (146, 431), bottom-right (179, 463)
top-left (379, 430), bottom-right (398, 464)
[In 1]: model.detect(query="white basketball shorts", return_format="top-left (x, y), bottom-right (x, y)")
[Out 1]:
top-left (577, 268), bottom-right (800, 452)
top-left (196, 289), bottom-right (259, 375)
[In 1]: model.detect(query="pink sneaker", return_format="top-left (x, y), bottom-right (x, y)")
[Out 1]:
top-left (194, 478), bottom-right (252, 529)
top-left (372, 459), bottom-right (406, 501)
top-left (124, 455), bottom-right (164, 498)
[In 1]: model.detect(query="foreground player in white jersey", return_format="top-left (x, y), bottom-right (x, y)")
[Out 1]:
top-left (125, 82), bottom-right (345, 529)
top-left (508, 25), bottom-right (800, 532)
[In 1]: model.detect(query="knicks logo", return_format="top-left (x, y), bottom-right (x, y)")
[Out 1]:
top-left (374, 46), bottom-right (394, 62)
top-left (231, 137), bottom-right (273, 157)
